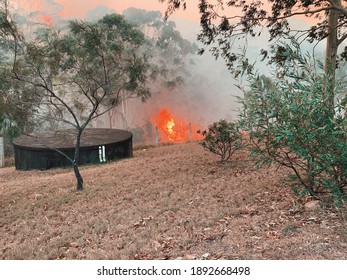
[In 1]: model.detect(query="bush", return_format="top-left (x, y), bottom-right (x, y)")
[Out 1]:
top-left (239, 41), bottom-right (347, 206)
top-left (198, 120), bottom-right (243, 162)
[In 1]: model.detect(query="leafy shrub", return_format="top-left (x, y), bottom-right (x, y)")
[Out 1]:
top-left (239, 41), bottom-right (347, 206)
top-left (198, 120), bottom-right (243, 162)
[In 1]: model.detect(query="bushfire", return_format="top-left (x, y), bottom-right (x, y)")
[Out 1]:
top-left (152, 108), bottom-right (203, 143)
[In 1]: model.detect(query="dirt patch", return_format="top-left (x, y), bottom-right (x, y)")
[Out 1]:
top-left (1, 142), bottom-right (346, 259)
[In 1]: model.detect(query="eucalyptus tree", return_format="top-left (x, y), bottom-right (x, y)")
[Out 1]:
top-left (0, 10), bottom-right (152, 191)
top-left (159, 0), bottom-right (347, 108)
top-left (0, 2), bottom-right (38, 140)
top-left (123, 7), bottom-right (198, 92)
top-left (0, 74), bottom-right (39, 139)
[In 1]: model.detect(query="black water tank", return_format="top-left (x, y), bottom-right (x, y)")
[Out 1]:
top-left (12, 128), bottom-right (133, 170)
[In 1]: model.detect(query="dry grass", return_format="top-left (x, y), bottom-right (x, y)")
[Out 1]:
top-left (4, 156), bottom-right (15, 167)
top-left (0, 142), bottom-right (347, 260)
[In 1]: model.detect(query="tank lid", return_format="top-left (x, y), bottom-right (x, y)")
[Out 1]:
top-left (13, 128), bottom-right (133, 149)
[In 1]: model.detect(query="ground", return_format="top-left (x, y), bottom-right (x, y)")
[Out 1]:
top-left (1, 142), bottom-right (347, 260)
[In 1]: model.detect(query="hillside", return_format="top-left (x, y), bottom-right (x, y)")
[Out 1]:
top-left (0, 142), bottom-right (346, 259)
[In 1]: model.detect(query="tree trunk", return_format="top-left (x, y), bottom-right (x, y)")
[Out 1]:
top-left (324, 0), bottom-right (340, 111)
top-left (74, 128), bottom-right (84, 192)
top-left (73, 162), bottom-right (84, 192)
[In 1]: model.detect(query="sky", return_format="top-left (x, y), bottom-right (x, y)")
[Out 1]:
top-left (56, 0), bottom-right (200, 21)
top-left (16, 0), bottom-right (200, 22)
top-left (13, 0), bottom-right (201, 40)
top-left (56, 0), bottom-right (183, 19)
top-left (14, 1), bottom-right (327, 48)
top-left (16, 0), bottom-right (327, 48)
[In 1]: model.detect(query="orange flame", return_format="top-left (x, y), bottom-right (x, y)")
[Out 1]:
top-left (152, 108), bottom-right (202, 142)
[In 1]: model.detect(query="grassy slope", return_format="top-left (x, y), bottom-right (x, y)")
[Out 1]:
top-left (0, 142), bottom-right (346, 259)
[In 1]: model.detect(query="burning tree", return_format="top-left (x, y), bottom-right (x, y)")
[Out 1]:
top-left (0, 8), bottom-right (152, 191)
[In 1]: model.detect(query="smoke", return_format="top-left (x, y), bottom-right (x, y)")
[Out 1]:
top-left (86, 5), bottom-right (116, 22)
top-left (102, 49), bottom-right (242, 144)
top-left (12, 0), bottom-right (65, 27)
top-left (40, 0), bottom-right (64, 15)
top-left (11, 2), bottom-right (244, 145)
top-left (89, 9), bottom-right (243, 144)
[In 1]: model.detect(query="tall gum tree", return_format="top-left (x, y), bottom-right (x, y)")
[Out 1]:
top-left (159, 0), bottom-right (347, 109)
top-left (0, 9), bottom-right (152, 191)
top-left (123, 7), bottom-right (198, 94)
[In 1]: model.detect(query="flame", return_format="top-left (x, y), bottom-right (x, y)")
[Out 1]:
top-left (152, 108), bottom-right (202, 143)
top-left (165, 119), bottom-right (176, 139)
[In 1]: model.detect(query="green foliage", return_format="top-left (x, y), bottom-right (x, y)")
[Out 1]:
top-left (159, 0), bottom-right (347, 75)
top-left (239, 42), bottom-right (347, 206)
top-left (123, 7), bottom-right (197, 96)
top-left (0, 67), bottom-right (39, 139)
top-left (4, 12), bottom-right (153, 130)
top-left (198, 120), bottom-right (243, 162)
top-left (0, 9), bottom-right (153, 191)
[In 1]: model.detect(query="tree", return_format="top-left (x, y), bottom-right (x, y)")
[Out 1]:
top-left (0, 9), bottom-right (152, 191)
top-left (159, 0), bottom-right (347, 108)
top-left (0, 74), bottom-right (39, 139)
top-left (0, 1), bottom-right (39, 140)
top-left (239, 41), bottom-right (347, 205)
top-left (198, 119), bottom-right (243, 162)
top-left (123, 7), bottom-right (198, 92)
top-left (99, 7), bottom-right (198, 131)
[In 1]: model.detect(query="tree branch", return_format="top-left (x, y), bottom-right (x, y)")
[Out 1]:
top-left (326, 0), bottom-right (347, 17)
